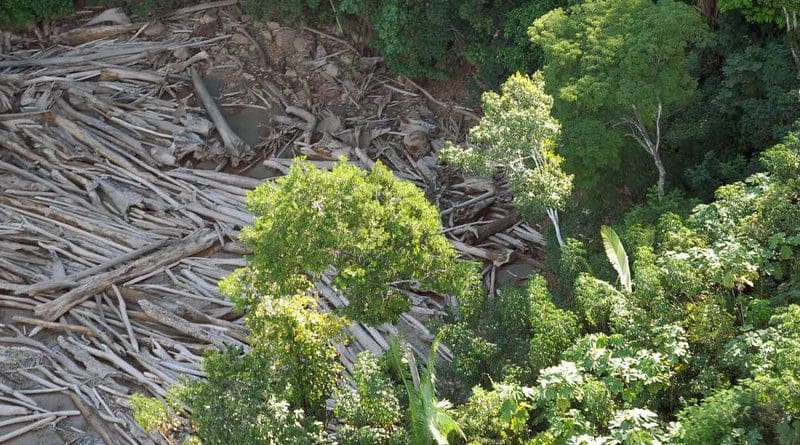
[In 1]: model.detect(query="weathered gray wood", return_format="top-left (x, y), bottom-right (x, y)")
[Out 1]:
top-left (16, 238), bottom-right (170, 296)
top-left (190, 67), bottom-right (250, 165)
top-left (139, 299), bottom-right (228, 349)
top-left (34, 230), bottom-right (218, 321)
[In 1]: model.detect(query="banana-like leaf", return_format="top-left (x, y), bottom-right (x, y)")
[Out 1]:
top-left (601, 225), bottom-right (632, 292)
top-left (388, 337), bottom-right (465, 445)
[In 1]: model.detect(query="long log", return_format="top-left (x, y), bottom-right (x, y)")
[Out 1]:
top-left (11, 316), bottom-right (96, 337)
top-left (16, 238), bottom-right (170, 296)
top-left (67, 391), bottom-right (118, 445)
top-left (139, 299), bottom-right (229, 349)
top-left (59, 24), bottom-right (141, 45)
top-left (0, 35), bottom-right (231, 68)
top-left (189, 67), bottom-right (250, 165)
top-left (34, 230), bottom-right (218, 321)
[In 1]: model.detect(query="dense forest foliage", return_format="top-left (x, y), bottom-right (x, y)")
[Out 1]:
top-left (9, 0), bottom-right (800, 443)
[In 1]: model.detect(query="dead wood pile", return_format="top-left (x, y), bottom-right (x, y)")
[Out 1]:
top-left (0, 2), bottom-right (546, 443)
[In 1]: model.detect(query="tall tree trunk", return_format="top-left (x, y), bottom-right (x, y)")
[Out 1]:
top-left (697, 0), bottom-right (718, 19)
top-left (623, 102), bottom-right (665, 200)
top-left (783, 8), bottom-right (800, 76)
top-left (652, 148), bottom-right (666, 199)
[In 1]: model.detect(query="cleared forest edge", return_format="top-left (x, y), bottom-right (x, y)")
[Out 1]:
top-left (0, 3), bottom-right (545, 443)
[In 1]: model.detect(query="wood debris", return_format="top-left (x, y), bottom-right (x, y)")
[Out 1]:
top-left (0, 2), bottom-right (546, 443)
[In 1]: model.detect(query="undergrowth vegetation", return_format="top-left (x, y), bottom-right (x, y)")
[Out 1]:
top-left (133, 130), bottom-right (800, 443)
top-left (0, 0), bottom-right (72, 28)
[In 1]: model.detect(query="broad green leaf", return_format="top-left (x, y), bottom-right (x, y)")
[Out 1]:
top-left (601, 225), bottom-right (632, 292)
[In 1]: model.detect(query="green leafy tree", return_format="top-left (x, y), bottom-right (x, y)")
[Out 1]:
top-left (181, 348), bottom-right (329, 445)
top-left (718, 0), bottom-right (800, 72)
top-left (440, 72), bottom-right (573, 246)
top-left (231, 160), bottom-right (480, 325)
top-left (530, 0), bottom-right (710, 198)
top-left (241, 293), bottom-right (348, 413)
top-left (181, 284), bottom-right (347, 444)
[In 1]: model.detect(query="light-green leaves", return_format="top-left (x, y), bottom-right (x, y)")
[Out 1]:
top-left (440, 72), bottom-right (573, 222)
top-left (234, 159), bottom-right (481, 325)
top-left (601, 225), bottom-right (632, 293)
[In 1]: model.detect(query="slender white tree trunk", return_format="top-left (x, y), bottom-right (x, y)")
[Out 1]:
top-left (623, 102), bottom-right (665, 199)
top-left (547, 207), bottom-right (565, 247)
top-left (653, 150), bottom-right (666, 200)
top-left (783, 8), bottom-right (800, 76)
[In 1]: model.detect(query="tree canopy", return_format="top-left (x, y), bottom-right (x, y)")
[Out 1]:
top-left (530, 0), bottom-right (710, 195)
top-left (226, 159), bottom-right (481, 325)
top-left (441, 72), bottom-right (573, 242)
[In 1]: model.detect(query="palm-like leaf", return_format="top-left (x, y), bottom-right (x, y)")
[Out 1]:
top-left (388, 338), bottom-right (464, 445)
top-left (600, 225), bottom-right (632, 292)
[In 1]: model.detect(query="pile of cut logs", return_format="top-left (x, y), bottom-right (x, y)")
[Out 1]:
top-left (0, 2), bottom-right (546, 443)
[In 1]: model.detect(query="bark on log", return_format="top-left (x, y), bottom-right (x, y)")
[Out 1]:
top-left (34, 230), bottom-right (218, 321)
top-left (139, 299), bottom-right (229, 349)
top-left (60, 24), bottom-right (141, 45)
top-left (189, 67), bottom-right (250, 165)
top-left (16, 239), bottom-right (170, 296)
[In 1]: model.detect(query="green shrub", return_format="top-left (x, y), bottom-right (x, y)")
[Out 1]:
top-left (491, 286), bottom-right (533, 360)
top-left (526, 276), bottom-right (580, 373)
top-left (335, 352), bottom-right (406, 445)
top-left (0, 0), bottom-right (73, 28)
top-left (557, 238), bottom-right (591, 293)
top-left (182, 349), bottom-right (329, 445)
top-left (335, 352), bottom-right (402, 430)
top-left (130, 393), bottom-right (179, 436)
top-left (465, 0), bottom-right (563, 87)
top-left (437, 322), bottom-right (500, 398)
top-left (679, 385), bottom-right (763, 445)
top-left (440, 276), bottom-right (579, 393)
top-left (573, 274), bottom-right (626, 332)
top-left (684, 295), bottom-right (737, 353)
top-left (368, 0), bottom-right (458, 79)
top-left (629, 246), bottom-right (682, 325)
top-left (457, 382), bottom-right (535, 444)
